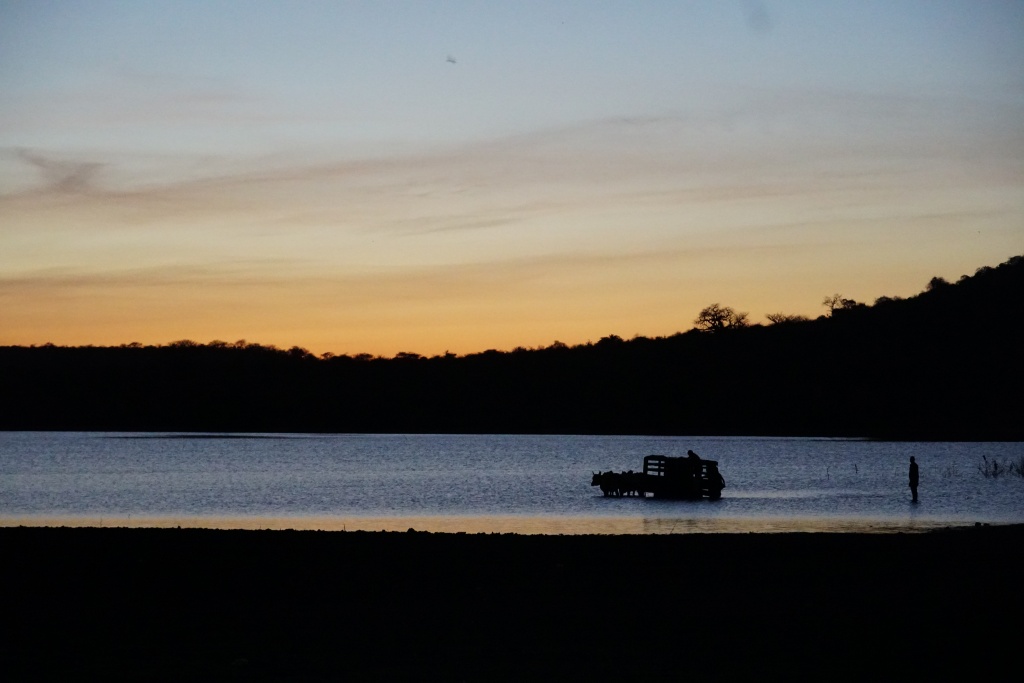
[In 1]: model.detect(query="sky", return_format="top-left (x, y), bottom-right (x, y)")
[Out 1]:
top-left (2, 0), bottom-right (1022, 357)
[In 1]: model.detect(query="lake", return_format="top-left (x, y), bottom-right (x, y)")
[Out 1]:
top-left (2, 432), bottom-right (1022, 533)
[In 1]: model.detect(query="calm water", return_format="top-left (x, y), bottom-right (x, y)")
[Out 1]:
top-left (2, 432), bottom-right (1022, 533)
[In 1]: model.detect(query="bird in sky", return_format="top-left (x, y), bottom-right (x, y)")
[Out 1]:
top-left (446, 55), bottom-right (457, 64)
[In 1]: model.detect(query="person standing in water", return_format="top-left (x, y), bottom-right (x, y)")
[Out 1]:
top-left (909, 456), bottom-right (919, 502)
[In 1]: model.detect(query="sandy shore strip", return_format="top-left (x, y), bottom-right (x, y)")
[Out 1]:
top-left (0, 513), bottom-right (982, 534)
top-left (3, 524), bottom-right (1021, 681)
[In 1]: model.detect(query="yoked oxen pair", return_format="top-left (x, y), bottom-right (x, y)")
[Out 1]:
top-left (590, 470), bottom-right (648, 498)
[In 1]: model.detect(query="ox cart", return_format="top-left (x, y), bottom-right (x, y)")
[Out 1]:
top-left (591, 453), bottom-right (725, 500)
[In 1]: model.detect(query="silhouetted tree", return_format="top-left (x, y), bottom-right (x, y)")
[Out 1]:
top-left (694, 304), bottom-right (749, 333)
top-left (596, 335), bottom-right (625, 347)
top-left (822, 294), bottom-right (865, 315)
top-left (822, 294), bottom-right (843, 315)
top-left (766, 312), bottom-right (809, 324)
top-left (286, 346), bottom-right (314, 360)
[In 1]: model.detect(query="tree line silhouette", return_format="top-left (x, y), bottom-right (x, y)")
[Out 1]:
top-left (2, 255), bottom-right (1021, 439)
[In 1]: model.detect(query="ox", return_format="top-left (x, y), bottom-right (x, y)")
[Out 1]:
top-left (591, 471), bottom-right (623, 497)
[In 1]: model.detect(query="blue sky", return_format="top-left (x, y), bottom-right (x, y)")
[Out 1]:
top-left (2, 1), bottom-right (1022, 354)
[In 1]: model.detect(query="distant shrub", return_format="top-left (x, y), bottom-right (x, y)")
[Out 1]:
top-left (977, 455), bottom-right (1024, 479)
top-left (1011, 456), bottom-right (1024, 479)
top-left (978, 456), bottom-right (1003, 479)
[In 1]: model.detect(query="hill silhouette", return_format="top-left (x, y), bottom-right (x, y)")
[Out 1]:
top-left (2, 255), bottom-right (1021, 439)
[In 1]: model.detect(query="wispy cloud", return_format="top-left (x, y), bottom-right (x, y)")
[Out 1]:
top-left (3, 88), bottom-right (1021, 353)
top-left (14, 149), bottom-right (105, 194)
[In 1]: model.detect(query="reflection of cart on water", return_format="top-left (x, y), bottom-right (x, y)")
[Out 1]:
top-left (591, 452), bottom-right (725, 500)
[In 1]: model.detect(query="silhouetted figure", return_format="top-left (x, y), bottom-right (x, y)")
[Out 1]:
top-left (687, 450), bottom-right (702, 496)
top-left (909, 456), bottom-right (919, 502)
top-left (706, 461), bottom-right (725, 500)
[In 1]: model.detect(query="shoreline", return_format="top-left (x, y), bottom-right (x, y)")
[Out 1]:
top-left (2, 514), bottom-right (1011, 535)
top-left (3, 525), bottom-right (1021, 680)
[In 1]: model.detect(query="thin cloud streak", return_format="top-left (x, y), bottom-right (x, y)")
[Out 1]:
top-left (2, 87), bottom-right (1022, 354)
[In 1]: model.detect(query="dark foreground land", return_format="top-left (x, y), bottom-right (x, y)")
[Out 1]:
top-left (3, 525), bottom-right (1022, 681)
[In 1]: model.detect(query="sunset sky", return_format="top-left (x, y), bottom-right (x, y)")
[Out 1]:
top-left (2, 1), bottom-right (1022, 356)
